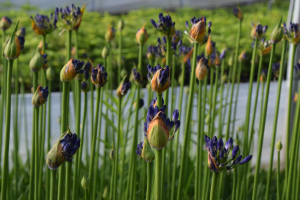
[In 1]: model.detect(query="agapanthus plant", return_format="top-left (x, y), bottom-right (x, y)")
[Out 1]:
top-left (185, 16), bottom-right (211, 44)
top-left (233, 6), bottom-right (243, 20)
top-left (255, 38), bottom-right (272, 55)
top-left (132, 68), bottom-right (143, 84)
top-left (283, 22), bottom-right (299, 45)
top-left (204, 135), bottom-right (252, 172)
top-left (147, 64), bottom-right (170, 94)
top-left (136, 24), bottom-right (148, 45)
top-left (205, 35), bottom-right (215, 56)
top-left (146, 45), bottom-right (160, 62)
top-left (0, 16), bottom-right (12, 30)
top-left (60, 58), bottom-right (85, 82)
top-left (32, 85), bottom-right (49, 107)
top-left (251, 23), bottom-right (268, 39)
top-left (91, 64), bottom-right (108, 88)
top-left (157, 36), bottom-right (182, 55)
top-left (150, 12), bottom-right (175, 37)
top-left (144, 98), bottom-right (180, 150)
top-left (30, 13), bottom-right (57, 35)
top-left (54, 3), bottom-right (86, 31)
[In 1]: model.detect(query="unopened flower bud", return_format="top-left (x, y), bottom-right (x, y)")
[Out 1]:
top-left (81, 175), bottom-right (90, 189)
top-left (60, 59), bottom-right (85, 82)
top-left (276, 139), bottom-right (283, 150)
top-left (132, 68), bottom-right (143, 84)
top-left (148, 64), bottom-right (170, 94)
top-left (110, 149), bottom-right (115, 160)
top-left (117, 77), bottom-right (131, 98)
top-left (46, 66), bottom-right (55, 81)
top-left (105, 25), bottom-right (116, 42)
top-left (134, 99), bottom-right (144, 109)
top-left (91, 64), bottom-right (108, 88)
top-left (29, 47), bottom-right (47, 72)
top-left (81, 80), bottom-right (90, 93)
top-left (196, 58), bottom-right (208, 81)
top-left (205, 35), bottom-right (215, 56)
top-left (32, 85), bottom-right (49, 107)
top-left (233, 7), bottom-right (243, 20)
top-left (4, 21), bottom-right (25, 60)
top-left (270, 17), bottom-right (284, 44)
top-left (118, 20), bottom-right (124, 31)
top-left (0, 16), bottom-right (12, 31)
top-left (102, 46), bottom-right (109, 58)
top-left (136, 25), bottom-right (148, 45)
top-left (136, 138), bottom-right (155, 162)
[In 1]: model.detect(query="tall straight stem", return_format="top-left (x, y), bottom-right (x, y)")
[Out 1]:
top-left (46, 80), bottom-right (52, 200)
top-left (277, 150), bottom-right (280, 200)
top-left (171, 61), bottom-right (185, 200)
top-left (252, 43), bottom-right (277, 200)
top-left (195, 80), bottom-right (202, 200)
top-left (13, 59), bottom-right (19, 195)
top-left (177, 43), bottom-right (199, 200)
top-left (209, 172), bottom-right (218, 200)
top-left (210, 67), bottom-right (219, 136)
top-left (231, 61), bottom-right (242, 136)
top-left (113, 98), bottom-right (122, 200)
top-left (146, 162), bottom-right (151, 200)
top-left (285, 44), bottom-right (296, 185)
top-left (50, 170), bottom-right (57, 200)
top-left (118, 28), bottom-right (122, 84)
top-left (0, 59), bottom-right (14, 200)
top-left (265, 40), bottom-right (287, 200)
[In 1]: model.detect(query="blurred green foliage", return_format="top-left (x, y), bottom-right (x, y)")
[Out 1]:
top-left (0, 1), bottom-right (289, 91)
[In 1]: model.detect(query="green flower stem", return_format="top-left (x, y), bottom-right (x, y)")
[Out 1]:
top-left (46, 80), bottom-right (52, 200)
top-left (88, 87), bottom-right (103, 196)
top-left (72, 80), bottom-right (82, 200)
top-left (285, 44), bottom-right (296, 186)
top-left (265, 40), bottom-right (287, 200)
top-left (21, 80), bottom-right (30, 159)
top-left (85, 189), bottom-right (89, 200)
top-left (13, 59), bottom-right (19, 195)
top-left (110, 162), bottom-right (115, 199)
top-left (146, 162), bottom-right (151, 200)
top-left (64, 29), bottom-right (73, 200)
top-left (252, 43), bottom-right (276, 200)
top-left (0, 59), bottom-right (14, 200)
top-left (50, 170), bottom-right (57, 200)
top-left (249, 53), bottom-right (264, 149)
top-left (167, 53), bottom-right (176, 199)
top-left (210, 67), bottom-right (219, 136)
top-left (34, 90), bottom-right (40, 199)
top-left (216, 59), bottom-right (225, 200)
top-left (90, 80), bottom-right (94, 140)
top-left (208, 67), bottom-right (214, 135)
top-left (195, 79), bottom-right (203, 200)
top-left (232, 168), bottom-right (237, 200)
top-left (77, 92), bottom-right (87, 189)
top-left (120, 86), bottom-right (136, 197)
top-left (209, 172), bottom-right (218, 200)
top-left (277, 150), bottom-right (280, 200)
top-left (113, 97), bottom-right (122, 200)
top-left (170, 61), bottom-right (185, 200)
top-left (154, 148), bottom-right (163, 200)
top-left (222, 66), bottom-right (232, 123)
top-left (118, 27), bottom-right (122, 84)
top-left (128, 44), bottom-right (143, 199)
top-left (231, 61), bottom-right (242, 135)
top-left (177, 42), bottom-right (199, 200)
top-left (29, 71), bottom-right (38, 200)
top-left (225, 20), bottom-right (241, 141)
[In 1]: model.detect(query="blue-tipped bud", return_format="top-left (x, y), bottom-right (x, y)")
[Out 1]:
top-left (239, 155), bottom-right (253, 165)
top-left (136, 138), bottom-right (155, 162)
top-left (150, 12), bottom-right (175, 37)
top-left (117, 77), bottom-right (131, 98)
top-left (32, 85), bottom-right (49, 107)
top-left (60, 59), bottom-right (84, 82)
top-left (4, 21), bottom-right (25, 60)
top-left (231, 145), bottom-right (239, 159)
top-left (91, 64), bottom-right (108, 88)
top-left (132, 68), bottom-right (143, 84)
top-left (270, 16), bottom-right (284, 44)
top-left (0, 16), bottom-right (12, 31)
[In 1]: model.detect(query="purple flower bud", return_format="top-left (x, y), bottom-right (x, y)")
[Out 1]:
top-left (232, 155), bottom-right (243, 165)
top-left (217, 138), bottom-right (224, 151)
top-left (185, 21), bottom-right (189, 29)
top-left (174, 121), bottom-right (180, 132)
top-left (150, 19), bottom-right (157, 28)
top-left (239, 155), bottom-right (253, 165)
top-left (231, 146), bottom-right (239, 159)
top-left (172, 110), bottom-right (179, 122)
top-left (225, 138), bottom-right (233, 150)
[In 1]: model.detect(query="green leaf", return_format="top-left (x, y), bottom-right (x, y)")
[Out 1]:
top-left (102, 100), bottom-right (117, 114)
top-left (102, 113), bottom-right (117, 132)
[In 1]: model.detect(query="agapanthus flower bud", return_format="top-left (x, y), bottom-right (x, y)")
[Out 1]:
top-left (257, 38), bottom-right (272, 55)
top-left (32, 85), bottom-right (49, 107)
top-left (272, 62), bottom-right (280, 77)
top-left (105, 24), bottom-right (116, 42)
top-left (219, 49), bottom-right (226, 60)
top-left (136, 138), bottom-right (155, 162)
top-left (30, 13), bottom-right (57, 35)
top-left (46, 127), bottom-right (80, 170)
top-left (147, 45), bottom-right (159, 61)
top-left (205, 35), bottom-right (215, 56)
top-left (81, 175), bottom-right (90, 189)
top-left (251, 23), bottom-right (268, 39)
top-left (145, 99), bottom-right (180, 150)
top-left (150, 12), bottom-right (175, 37)
top-left (117, 77), bottom-right (131, 98)
top-left (179, 45), bottom-right (193, 62)
top-left (233, 6), bottom-right (243, 20)
top-left (0, 16), bottom-right (12, 31)
top-left (270, 17), bottom-right (284, 44)
top-left (81, 80), bottom-right (90, 93)
top-left (173, 30), bottom-right (183, 43)
top-left (16, 27), bottom-right (26, 37)
top-left (84, 60), bottom-right (93, 80)
top-left (260, 69), bottom-right (267, 83)
top-left (185, 16), bottom-right (211, 44)
top-left (209, 50), bottom-right (221, 67)
top-left (132, 68), bottom-right (143, 84)
top-left (60, 59), bottom-right (84, 82)
top-left (3, 21), bottom-right (25, 60)
top-left (118, 20), bottom-right (124, 31)
top-left (283, 22), bottom-right (299, 44)
top-left (238, 50), bottom-right (247, 62)
top-left (196, 58), bottom-right (208, 81)
top-left (205, 135), bottom-right (252, 172)
top-left (101, 46), bottom-right (109, 58)
top-left (136, 24), bottom-right (148, 45)
top-left (46, 66), bottom-right (55, 81)
top-left (147, 64), bottom-right (170, 94)
top-left (91, 64), bottom-right (108, 88)
top-left (276, 139), bottom-right (283, 151)
top-left (29, 47), bottom-right (47, 72)
top-left (134, 99), bottom-right (144, 109)
top-left (54, 3), bottom-right (86, 31)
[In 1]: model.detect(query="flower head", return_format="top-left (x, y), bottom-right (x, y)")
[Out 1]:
top-left (204, 135), bottom-right (252, 172)
top-left (60, 59), bottom-right (85, 82)
top-left (251, 23), bottom-right (268, 39)
top-left (136, 24), bottom-right (148, 45)
top-left (105, 24), bottom-right (116, 42)
top-left (134, 99), bottom-right (144, 109)
top-left (91, 64), bottom-right (108, 88)
top-left (136, 137), bottom-right (155, 162)
top-left (185, 16), bottom-right (211, 44)
top-left (196, 58), bottom-right (208, 80)
top-left (147, 45), bottom-right (159, 61)
top-left (238, 50), bottom-right (247, 62)
top-left (233, 6), bottom-right (243, 20)
top-left (32, 85), bottom-right (49, 107)
top-left (283, 22), bottom-right (299, 44)
top-left (46, 126), bottom-right (80, 170)
top-left (260, 69), bottom-right (267, 83)
top-left (132, 68), bottom-right (143, 84)
top-left (209, 50), bottom-right (221, 67)
top-left (205, 35), bottom-right (215, 56)
top-left (46, 66), bottom-right (55, 81)
top-left (270, 17), bottom-right (284, 44)
top-left (144, 98), bottom-right (180, 150)
top-left (16, 27), bottom-right (26, 37)
top-left (0, 16), bottom-right (12, 31)
top-left (150, 12), bottom-right (175, 37)
top-left (81, 80), bottom-right (90, 93)
top-left (54, 3), bottom-right (86, 31)
top-left (256, 38), bottom-right (272, 55)
top-left (117, 77), bottom-right (131, 98)
top-left (147, 64), bottom-right (170, 94)
top-left (118, 20), bottom-right (124, 31)
top-left (29, 47), bottom-right (47, 72)
top-left (272, 62), bottom-right (280, 77)
top-left (30, 13), bottom-right (57, 35)
top-left (3, 21), bottom-right (25, 60)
